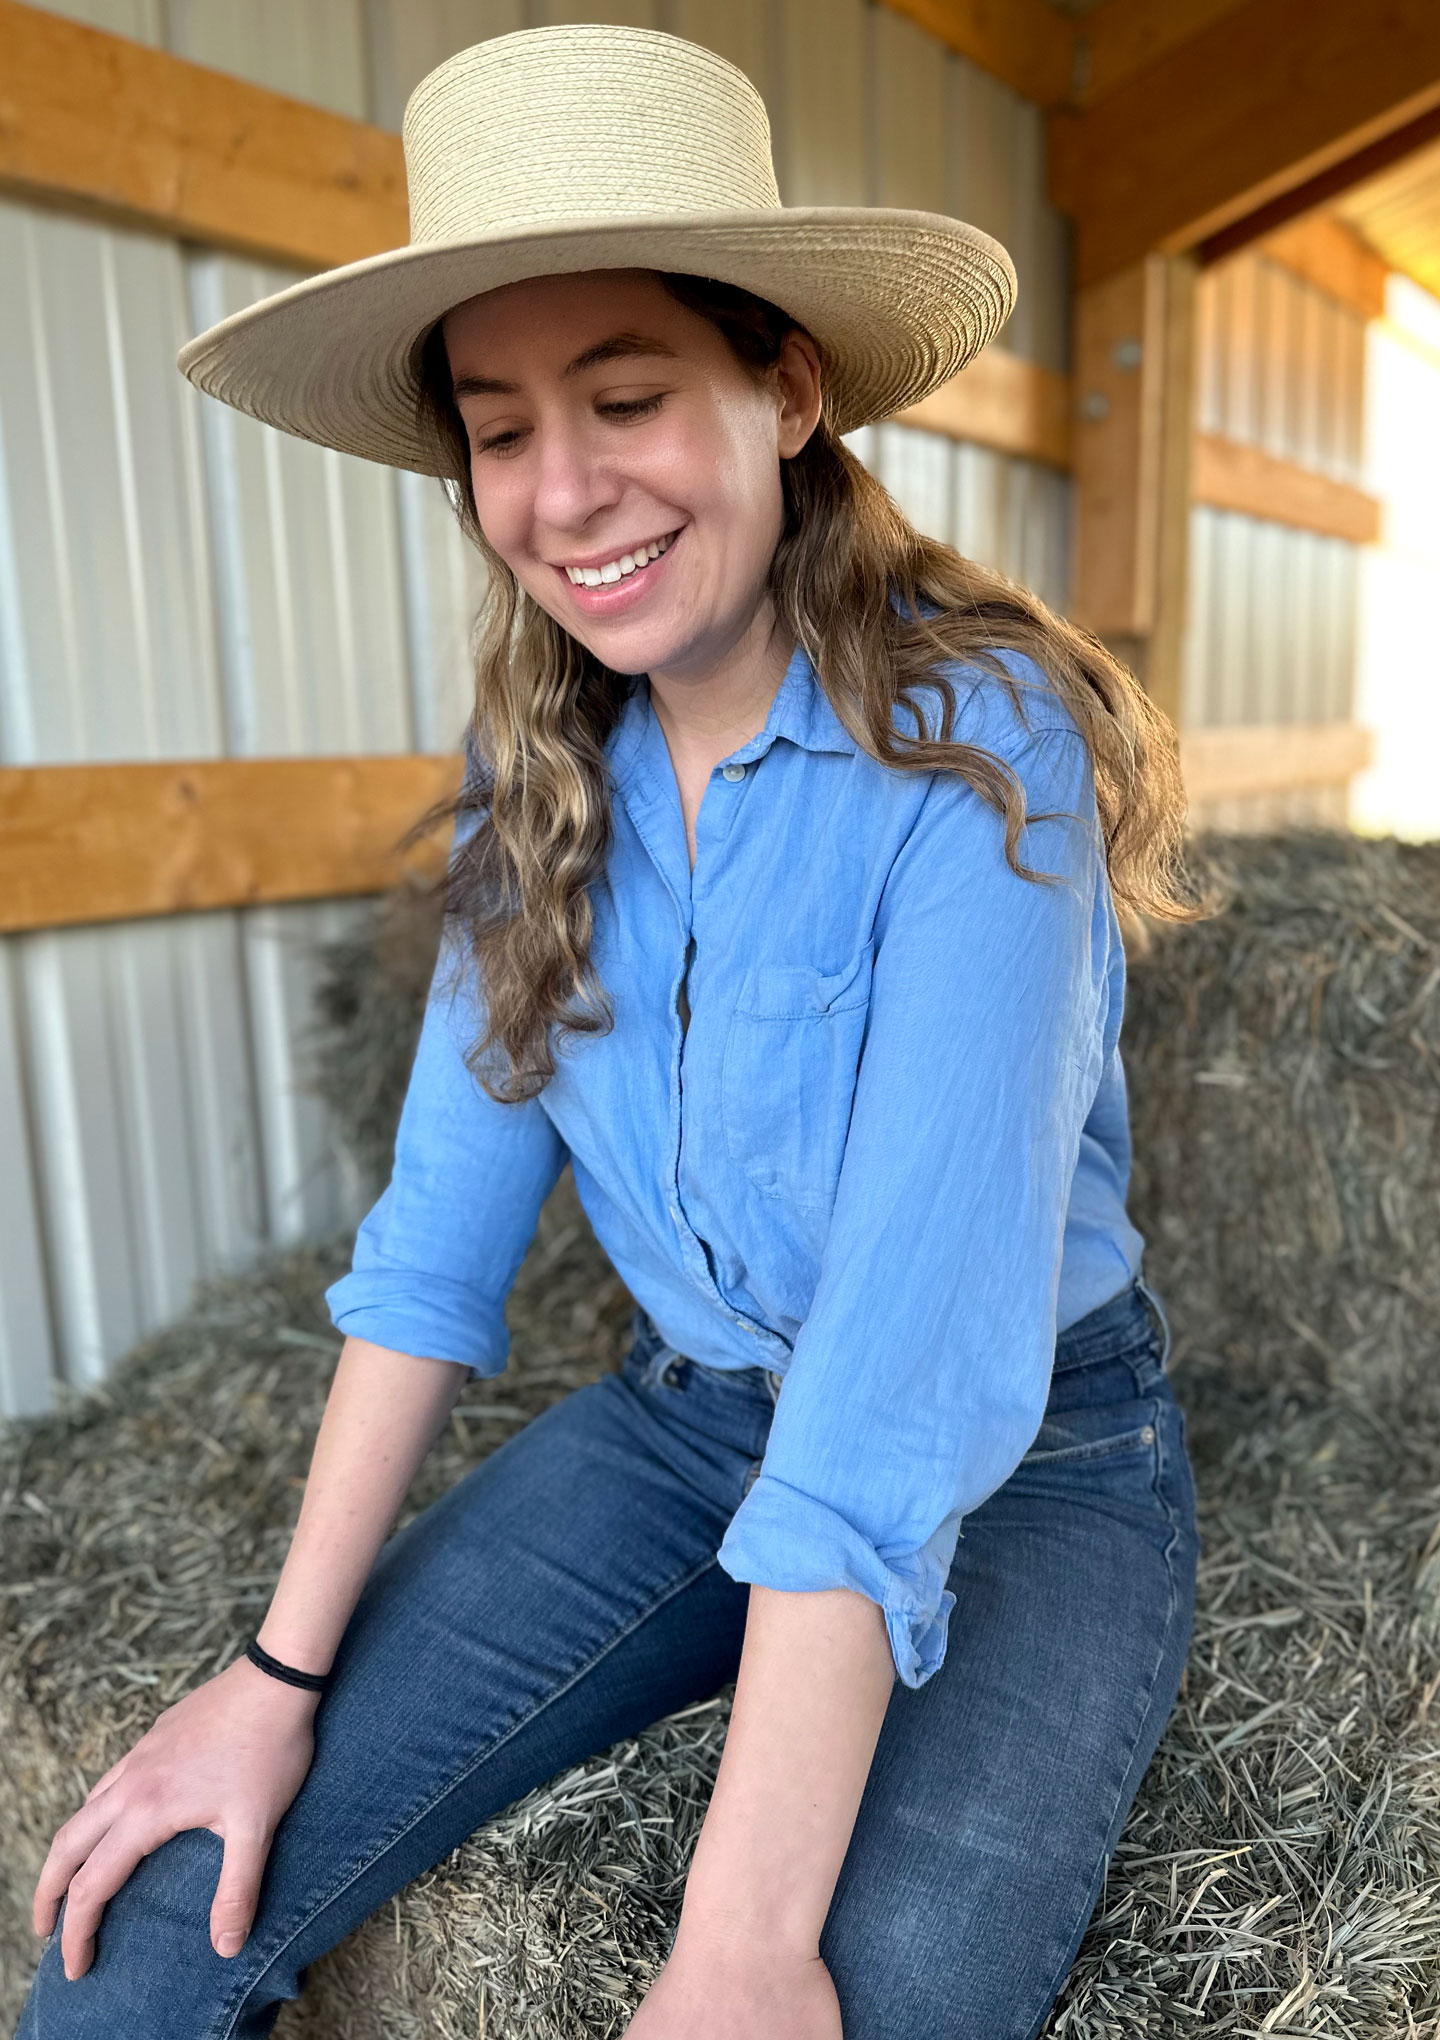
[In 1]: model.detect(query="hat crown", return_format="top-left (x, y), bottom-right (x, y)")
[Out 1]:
top-left (402, 25), bottom-right (782, 246)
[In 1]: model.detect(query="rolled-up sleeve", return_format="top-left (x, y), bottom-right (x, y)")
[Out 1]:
top-left (324, 905), bottom-right (569, 1373)
top-left (714, 726), bottom-right (1113, 1687)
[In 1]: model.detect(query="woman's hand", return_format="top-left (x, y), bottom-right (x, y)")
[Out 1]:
top-left (625, 1934), bottom-right (843, 2039)
top-left (31, 1655), bottom-right (320, 1980)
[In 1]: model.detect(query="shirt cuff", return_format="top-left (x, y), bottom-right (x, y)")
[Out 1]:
top-left (715, 1473), bottom-right (962, 1689)
top-left (324, 1268), bottom-right (510, 1375)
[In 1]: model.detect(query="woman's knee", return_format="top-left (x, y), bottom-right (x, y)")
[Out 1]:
top-left (820, 1852), bottom-right (1091, 2040)
top-left (16, 1827), bottom-right (287, 2040)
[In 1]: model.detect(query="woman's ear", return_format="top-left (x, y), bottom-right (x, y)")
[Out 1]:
top-left (775, 329), bottom-right (824, 457)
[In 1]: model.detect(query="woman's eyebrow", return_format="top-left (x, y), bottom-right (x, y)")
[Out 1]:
top-left (451, 334), bottom-right (678, 405)
top-left (562, 332), bottom-right (679, 377)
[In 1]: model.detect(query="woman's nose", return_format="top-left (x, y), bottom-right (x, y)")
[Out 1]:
top-left (529, 418), bottom-right (623, 533)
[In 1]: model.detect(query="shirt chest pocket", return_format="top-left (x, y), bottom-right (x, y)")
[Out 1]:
top-left (721, 940), bottom-right (876, 1209)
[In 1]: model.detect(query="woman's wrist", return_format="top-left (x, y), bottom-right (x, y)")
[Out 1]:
top-left (675, 1585), bottom-right (895, 1961)
top-left (672, 1878), bottom-right (825, 1963)
top-left (253, 1622), bottom-right (335, 1680)
top-left (228, 1652), bottom-right (324, 1712)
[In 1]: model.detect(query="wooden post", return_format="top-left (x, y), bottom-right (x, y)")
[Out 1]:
top-left (1069, 251), bottom-right (1197, 722)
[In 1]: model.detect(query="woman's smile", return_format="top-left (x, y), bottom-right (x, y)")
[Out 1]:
top-left (552, 526), bottom-right (683, 613)
top-left (439, 269), bottom-right (821, 684)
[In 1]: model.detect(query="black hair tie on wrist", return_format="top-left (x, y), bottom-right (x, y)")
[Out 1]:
top-left (244, 1637), bottom-right (332, 1695)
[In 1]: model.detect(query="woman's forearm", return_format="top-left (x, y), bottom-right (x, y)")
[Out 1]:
top-left (254, 1335), bottom-right (470, 1676)
top-left (676, 1584), bottom-right (896, 1957)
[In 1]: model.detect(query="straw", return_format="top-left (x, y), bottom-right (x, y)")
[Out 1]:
top-left (4, 829), bottom-right (1438, 2038)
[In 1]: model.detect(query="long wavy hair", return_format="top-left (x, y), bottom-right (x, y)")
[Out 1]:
top-left (412, 271), bottom-right (1199, 1106)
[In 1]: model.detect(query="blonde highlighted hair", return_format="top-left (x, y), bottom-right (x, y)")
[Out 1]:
top-left (413, 272), bottom-right (1199, 1106)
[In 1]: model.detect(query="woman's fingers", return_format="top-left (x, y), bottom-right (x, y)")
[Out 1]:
top-left (32, 1797), bottom-right (119, 1937)
top-left (35, 1794), bottom-right (276, 1976)
top-left (82, 1752), bottom-right (133, 1804)
top-left (208, 1821), bottom-right (273, 1958)
top-left (56, 1815), bottom-right (173, 1980)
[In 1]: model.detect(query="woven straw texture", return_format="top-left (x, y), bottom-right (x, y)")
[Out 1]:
top-left (176, 24), bottom-right (1016, 470)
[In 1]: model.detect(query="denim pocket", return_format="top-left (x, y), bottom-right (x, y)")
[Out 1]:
top-left (722, 941), bottom-right (875, 1208)
top-left (1021, 1409), bottom-right (1159, 1467)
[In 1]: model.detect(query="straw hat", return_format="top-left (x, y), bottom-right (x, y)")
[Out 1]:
top-left (177, 24), bottom-right (1017, 473)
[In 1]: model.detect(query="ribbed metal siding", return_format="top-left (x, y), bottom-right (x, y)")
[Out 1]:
top-left (0, 197), bottom-right (482, 1416)
top-left (3, 0), bottom-right (1070, 1416)
top-left (1184, 251), bottom-right (1368, 830)
top-left (1195, 254), bottom-right (1366, 483)
top-left (860, 3), bottom-right (1069, 582)
top-left (846, 426), bottom-right (1070, 612)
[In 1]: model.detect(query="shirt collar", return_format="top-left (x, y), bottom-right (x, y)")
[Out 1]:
top-left (607, 641), bottom-right (858, 784)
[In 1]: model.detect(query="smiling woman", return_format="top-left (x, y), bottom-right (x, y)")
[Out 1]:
top-left (410, 262), bottom-right (1193, 1107)
top-left (437, 272), bottom-right (816, 678)
top-left (21, 23), bottom-right (1202, 2040)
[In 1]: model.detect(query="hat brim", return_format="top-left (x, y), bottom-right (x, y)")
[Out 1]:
top-left (177, 208), bottom-right (1016, 472)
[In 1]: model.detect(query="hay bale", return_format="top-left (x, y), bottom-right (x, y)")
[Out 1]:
top-left (5, 833), bottom-right (1440, 2038)
top-left (0, 1182), bottom-right (636, 2035)
top-left (305, 874), bottom-right (446, 1188)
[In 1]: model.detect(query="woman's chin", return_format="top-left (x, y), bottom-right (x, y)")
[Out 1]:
top-left (567, 610), bottom-right (717, 681)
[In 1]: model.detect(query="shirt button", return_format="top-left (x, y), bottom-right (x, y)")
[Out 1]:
top-left (721, 762), bottom-right (746, 781)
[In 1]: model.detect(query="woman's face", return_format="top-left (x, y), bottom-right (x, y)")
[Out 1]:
top-left (440, 269), bottom-right (822, 681)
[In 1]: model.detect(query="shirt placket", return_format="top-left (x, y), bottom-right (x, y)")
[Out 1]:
top-left (615, 705), bottom-right (784, 1354)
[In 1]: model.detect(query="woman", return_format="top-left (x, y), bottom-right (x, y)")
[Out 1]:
top-left (21, 24), bottom-right (1199, 2040)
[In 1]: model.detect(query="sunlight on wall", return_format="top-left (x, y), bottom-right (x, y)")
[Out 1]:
top-left (1352, 275), bottom-right (1440, 840)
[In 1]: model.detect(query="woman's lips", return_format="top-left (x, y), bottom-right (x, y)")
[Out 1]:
top-left (552, 527), bottom-right (683, 615)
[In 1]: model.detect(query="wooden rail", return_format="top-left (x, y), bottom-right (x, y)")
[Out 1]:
top-left (1191, 435), bottom-right (1381, 544)
top-left (897, 350), bottom-right (1072, 468)
top-left (0, 0), bottom-right (407, 269)
top-left (0, 756), bottom-right (460, 934)
top-left (0, 731), bottom-right (1376, 936)
top-left (1179, 721), bottom-right (1373, 803)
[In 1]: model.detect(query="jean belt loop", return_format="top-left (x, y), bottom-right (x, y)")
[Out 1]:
top-left (1134, 1275), bottom-right (1172, 1369)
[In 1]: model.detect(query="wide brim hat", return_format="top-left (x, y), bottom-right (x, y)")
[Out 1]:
top-left (177, 23), bottom-right (1018, 474)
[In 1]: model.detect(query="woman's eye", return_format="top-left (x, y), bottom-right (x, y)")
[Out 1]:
top-left (599, 394), bottom-right (665, 421)
top-left (473, 426), bottom-right (527, 456)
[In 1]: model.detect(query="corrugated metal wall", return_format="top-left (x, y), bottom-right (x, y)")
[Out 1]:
top-left (2, 0), bottom-right (1070, 1416)
top-left (0, 204), bottom-right (485, 1416)
top-left (1183, 250), bottom-right (1367, 831)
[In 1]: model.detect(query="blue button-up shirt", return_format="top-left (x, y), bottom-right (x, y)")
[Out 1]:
top-left (326, 642), bottom-right (1144, 1688)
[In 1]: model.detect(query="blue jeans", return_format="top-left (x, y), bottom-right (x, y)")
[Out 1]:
top-left (18, 1276), bottom-right (1197, 2040)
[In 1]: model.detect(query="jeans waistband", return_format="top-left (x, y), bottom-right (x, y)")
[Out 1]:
top-left (1052, 1276), bottom-right (1167, 1373)
top-left (634, 1274), bottom-right (1167, 1390)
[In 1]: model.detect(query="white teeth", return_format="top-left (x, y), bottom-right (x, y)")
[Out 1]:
top-left (564, 533), bottom-right (674, 587)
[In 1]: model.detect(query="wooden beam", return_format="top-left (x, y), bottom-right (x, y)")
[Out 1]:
top-left (1253, 213), bottom-right (1388, 323)
top-left (895, 348), bottom-right (1071, 467)
top-left (1070, 0), bottom-right (1251, 109)
top-left (0, 0), bottom-right (407, 270)
top-left (0, 756), bottom-right (460, 935)
top-left (878, 0), bottom-right (1073, 108)
top-left (1049, 0), bottom-right (1440, 286)
top-left (1199, 102), bottom-right (1440, 270)
top-left (1180, 721), bottom-right (1372, 802)
top-left (1192, 434), bottom-right (1382, 544)
top-left (1332, 128), bottom-right (1440, 306)
top-left (1069, 254), bottom-right (1197, 722)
